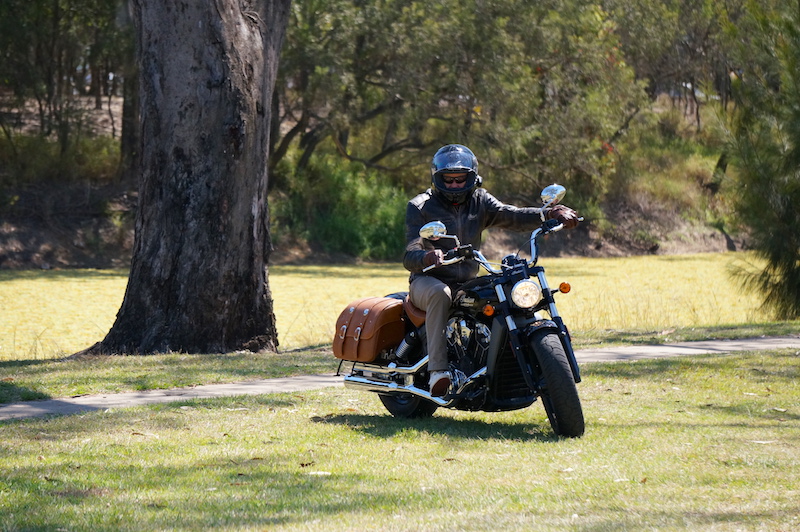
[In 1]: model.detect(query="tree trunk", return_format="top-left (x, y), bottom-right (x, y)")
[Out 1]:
top-left (85, 0), bottom-right (291, 355)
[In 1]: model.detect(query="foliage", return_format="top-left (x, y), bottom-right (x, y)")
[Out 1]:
top-left (0, 0), bottom-right (798, 329)
top-left (604, 0), bottom-right (733, 101)
top-left (272, 155), bottom-right (408, 260)
top-left (724, 0), bottom-right (800, 319)
top-left (0, 134), bottom-right (119, 185)
top-left (273, 0), bottom-right (647, 210)
top-left (608, 96), bottom-right (728, 219)
top-left (0, 0), bottom-right (130, 180)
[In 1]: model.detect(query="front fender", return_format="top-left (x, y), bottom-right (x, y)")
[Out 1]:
top-left (521, 318), bottom-right (581, 384)
top-left (521, 318), bottom-right (560, 335)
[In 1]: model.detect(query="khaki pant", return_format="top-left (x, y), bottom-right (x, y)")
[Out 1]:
top-left (409, 276), bottom-right (452, 372)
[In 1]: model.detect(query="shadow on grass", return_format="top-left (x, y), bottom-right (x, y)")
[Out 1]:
top-left (698, 402), bottom-right (800, 422)
top-left (0, 358), bottom-right (54, 369)
top-left (3, 459), bottom-right (436, 530)
top-left (1, 360), bottom-right (54, 404)
top-left (0, 379), bottom-right (49, 403)
top-left (578, 323), bottom-right (800, 348)
top-left (0, 269), bottom-right (129, 281)
top-left (585, 351), bottom-right (800, 380)
top-left (312, 412), bottom-right (559, 442)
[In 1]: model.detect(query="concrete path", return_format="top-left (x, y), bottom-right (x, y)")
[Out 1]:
top-left (2, 336), bottom-right (799, 422)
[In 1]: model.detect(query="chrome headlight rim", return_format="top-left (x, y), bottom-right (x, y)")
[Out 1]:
top-left (510, 279), bottom-right (543, 308)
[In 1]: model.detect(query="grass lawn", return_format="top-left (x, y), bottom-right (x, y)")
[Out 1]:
top-left (1, 254), bottom-right (799, 530)
top-left (0, 253), bottom-right (788, 359)
top-left (1, 254), bottom-right (799, 403)
top-left (1, 350), bottom-right (799, 530)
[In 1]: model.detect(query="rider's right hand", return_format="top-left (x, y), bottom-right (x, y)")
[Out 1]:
top-left (546, 205), bottom-right (579, 229)
top-left (423, 249), bottom-right (444, 268)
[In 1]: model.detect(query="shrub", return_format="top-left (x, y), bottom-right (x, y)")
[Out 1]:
top-left (0, 134), bottom-right (120, 186)
top-left (272, 155), bottom-right (408, 261)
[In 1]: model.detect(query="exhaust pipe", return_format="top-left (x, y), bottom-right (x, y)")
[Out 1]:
top-left (343, 365), bottom-right (488, 407)
top-left (344, 354), bottom-right (450, 404)
top-left (343, 374), bottom-right (450, 406)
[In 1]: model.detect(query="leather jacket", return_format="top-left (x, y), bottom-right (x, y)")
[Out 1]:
top-left (404, 187), bottom-right (546, 284)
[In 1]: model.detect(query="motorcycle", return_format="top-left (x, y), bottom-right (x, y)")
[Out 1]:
top-left (333, 184), bottom-right (584, 437)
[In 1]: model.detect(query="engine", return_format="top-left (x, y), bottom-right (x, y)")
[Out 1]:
top-left (446, 315), bottom-right (491, 377)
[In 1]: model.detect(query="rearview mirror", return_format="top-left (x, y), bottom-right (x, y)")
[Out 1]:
top-left (419, 221), bottom-right (447, 240)
top-left (541, 184), bottom-right (566, 207)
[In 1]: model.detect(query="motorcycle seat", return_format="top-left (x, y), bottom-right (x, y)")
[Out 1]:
top-left (403, 296), bottom-right (427, 328)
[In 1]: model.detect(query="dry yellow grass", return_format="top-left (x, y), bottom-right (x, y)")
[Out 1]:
top-left (0, 252), bottom-right (771, 360)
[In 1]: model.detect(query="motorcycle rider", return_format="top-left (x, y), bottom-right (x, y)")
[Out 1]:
top-left (403, 144), bottom-right (579, 397)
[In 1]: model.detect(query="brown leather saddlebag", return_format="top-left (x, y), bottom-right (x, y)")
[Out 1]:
top-left (333, 297), bottom-right (405, 362)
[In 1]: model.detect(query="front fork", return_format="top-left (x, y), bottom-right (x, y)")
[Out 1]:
top-left (551, 316), bottom-right (581, 383)
top-left (535, 267), bottom-right (581, 383)
top-left (496, 275), bottom-right (582, 388)
top-left (494, 284), bottom-right (541, 392)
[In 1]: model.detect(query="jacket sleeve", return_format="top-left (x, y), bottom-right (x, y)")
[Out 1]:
top-left (481, 190), bottom-right (546, 231)
top-left (403, 200), bottom-right (430, 273)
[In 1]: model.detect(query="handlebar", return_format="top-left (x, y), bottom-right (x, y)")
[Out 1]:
top-left (421, 217), bottom-right (583, 274)
top-left (421, 245), bottom-right (474, 272)
top-left (422, 255), bottom-right (463, 272)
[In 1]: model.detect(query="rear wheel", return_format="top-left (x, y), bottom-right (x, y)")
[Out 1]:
top-left (529, 330), bottom-right (584, 437)
top-left (379, 393), bottom-right (438, 418)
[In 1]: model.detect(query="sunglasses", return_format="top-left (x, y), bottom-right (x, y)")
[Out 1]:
top-left (442, 174), bottom-right (468, 184)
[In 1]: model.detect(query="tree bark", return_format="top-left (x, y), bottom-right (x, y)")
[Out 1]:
top-left (84, 0), bottom-right (291, 355)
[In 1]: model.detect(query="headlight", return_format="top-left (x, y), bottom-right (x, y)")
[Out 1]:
top-left (510, 279), bottom-right (542, 308)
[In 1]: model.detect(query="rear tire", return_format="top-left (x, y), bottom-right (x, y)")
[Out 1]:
top-left (379, 393), bottom-right (438, 418)
top-left (529, 330), bottom-right (584, 437)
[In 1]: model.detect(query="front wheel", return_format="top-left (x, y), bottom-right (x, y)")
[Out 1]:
top-left (379, 393), bottom-right (438, 418)
top-left (529, 330), bottom-right (585, 437)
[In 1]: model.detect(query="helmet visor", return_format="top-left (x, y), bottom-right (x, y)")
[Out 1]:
top-left (441, 173), bottom-right (468, 185)
top-left (432, 151), bottom-right (475, 176)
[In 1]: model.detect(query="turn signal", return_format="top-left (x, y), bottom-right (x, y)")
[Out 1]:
top-left (482, 304), bottom-right (496, 317)
top-left (559, 282), bottom-right (572, 294)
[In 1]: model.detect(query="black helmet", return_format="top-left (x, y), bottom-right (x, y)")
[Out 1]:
top-left (430, 144), bottom-right (481, 204)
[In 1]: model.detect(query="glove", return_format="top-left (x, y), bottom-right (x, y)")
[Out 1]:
top-left (547, 205), bottom-right (579, 229)
top-left (423, 249), bottom-right (444, 267)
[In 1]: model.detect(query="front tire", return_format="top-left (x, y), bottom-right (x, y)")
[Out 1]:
top-left (379, 393), bottom-right (438, 418)
top-left (529, 330), bottom-right (585, 437)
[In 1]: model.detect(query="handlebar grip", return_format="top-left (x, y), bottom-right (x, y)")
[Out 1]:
top-left (422, 255), bottom-right (464, 272)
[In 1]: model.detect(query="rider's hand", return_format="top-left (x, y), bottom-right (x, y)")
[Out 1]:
top-left (423, 249), bottom-right (444, 267)
top-left (547, 205), bottom-right (579, 229)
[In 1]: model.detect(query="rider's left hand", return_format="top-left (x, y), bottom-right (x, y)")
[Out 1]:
top-left (547, 205), bottom-right (579, 229)
top-left (423, 249), bottom-right (444, 267)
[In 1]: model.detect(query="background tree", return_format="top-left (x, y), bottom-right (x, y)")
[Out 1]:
top-left (116, 0), bottom-right (140, 181)
top-left (725, 0), bottom-right (800, 319)
top-left (83, 0), bottom-right (291, 355)
top-left (0, 0), bottom-right (132, 185)
top-left (270, 0), bottom-right (647, 253)
top-left (0, 1), bottom-right (123, 141)
top-left (602, 0), bottom-right (742, 125)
